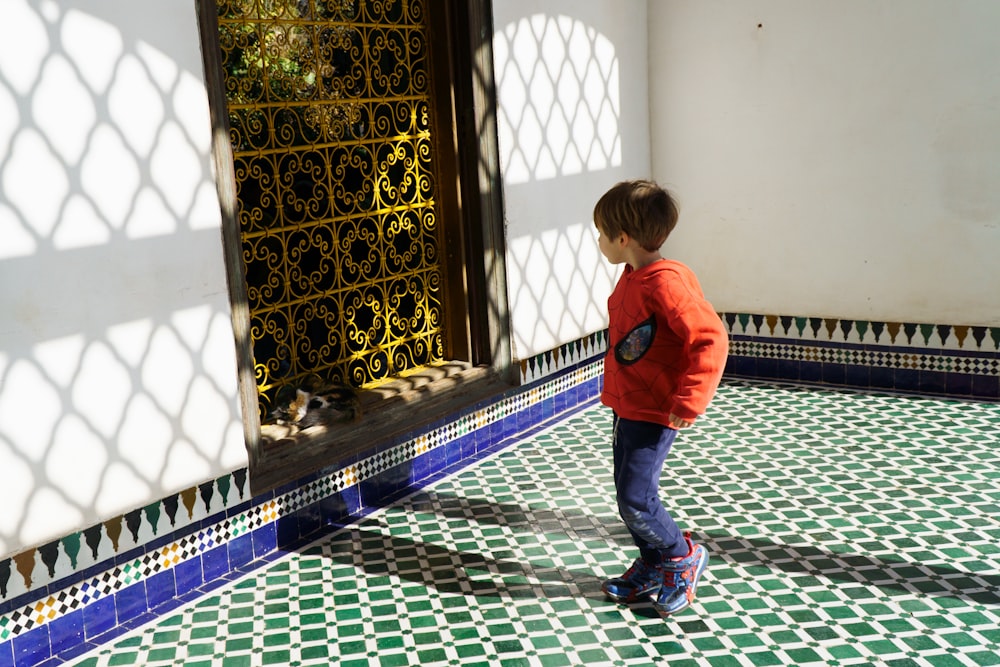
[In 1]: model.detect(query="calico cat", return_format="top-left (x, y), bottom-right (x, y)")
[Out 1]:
top-left (270, 377), bottom-right (362, 428)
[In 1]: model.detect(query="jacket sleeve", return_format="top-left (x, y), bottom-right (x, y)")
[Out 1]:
top-left (656, 274), bottom-right (729, 422)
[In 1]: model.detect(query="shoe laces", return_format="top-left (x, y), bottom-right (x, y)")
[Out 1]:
top-left (621, 558), bottom-right (650, 580)
top-left (663, 566), bottom-right (698, 590)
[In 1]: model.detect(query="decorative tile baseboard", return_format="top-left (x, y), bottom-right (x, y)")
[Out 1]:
top-left (0, 352), bottom-right (605, 667)
top-left (722, 313), bottom-right (1000, 400)
top-left (518, 330), bottom-right (608, 384)
top-left (722, 313), bottom-right (1000, 350)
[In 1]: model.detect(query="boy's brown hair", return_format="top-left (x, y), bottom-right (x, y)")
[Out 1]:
top-left (593, 180), bottom-right (679, 252)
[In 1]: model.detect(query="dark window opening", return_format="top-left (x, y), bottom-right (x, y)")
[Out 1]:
top-left (197, 0), bottom-right (512, 494)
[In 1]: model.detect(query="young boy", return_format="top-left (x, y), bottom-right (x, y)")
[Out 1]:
top-left (594, 180), bottom-right (728, 617)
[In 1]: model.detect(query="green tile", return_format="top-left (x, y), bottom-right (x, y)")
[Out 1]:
top-left (785, 647), bottom-right (823, 664)
top-left (453, 642), bottom-right (486, 658)
top-left (377, 651), bottom-right (415, 667)
top-left (534, 652), bottom-right (573, 666)
top-left (189, 626), bottom-right (217, 640)
top-left (743, 649), bottom-right (786, 665)
top-left (261, 650), bottom-right (291, 665)
top-left (374, 634), bottom-right (404, 650)
top-left (262, 632), bottom-right (290, 647)
top-left (826, 642), bottom-right (864, 659)
top-left (225, 638), bottom-right (253, 652)
top-left (300, 645), bottom-right (329, 660)
top-left (416, 647), bottom-right (448, 663)
top-left (967, 651), bottom-right (1000, 666)
top-left (149, 647), bottom-right (177, 662)
top-left (728, 632), bottom-right (766, 649)
top-left (186, 644), bottom-right (213, 657)
top-left (338, 659), bottom-right (374, 667)
top-left (218, 657), bottom-right (253, 667)
top-left (337, 639), bottom-right (367, 655)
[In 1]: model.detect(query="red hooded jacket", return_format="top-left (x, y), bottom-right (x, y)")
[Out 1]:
top-left (601, 259), bottom-right (729, 426)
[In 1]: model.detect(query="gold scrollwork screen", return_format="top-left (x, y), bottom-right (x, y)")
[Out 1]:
top-left (218, 0), bottom-right (446, 420)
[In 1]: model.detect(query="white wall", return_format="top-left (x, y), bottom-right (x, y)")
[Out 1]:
top-left (0, 0), bottom-right (245, 558)
top-left (493, 1), bottom-right (651, 360)
top-left (11, 0), bottom-right (996, 561)
top-left (649, 0), bottom-right (1000, 326)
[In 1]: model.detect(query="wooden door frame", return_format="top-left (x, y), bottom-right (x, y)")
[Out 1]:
top-left (438, 1), bottom-right (512, 373)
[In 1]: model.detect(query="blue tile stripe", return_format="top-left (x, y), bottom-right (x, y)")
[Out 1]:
top-left (0, 354), bottom-right (605, 664)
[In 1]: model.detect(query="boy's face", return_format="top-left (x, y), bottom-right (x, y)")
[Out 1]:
top-left (596, 225), bottom-right (627, 265)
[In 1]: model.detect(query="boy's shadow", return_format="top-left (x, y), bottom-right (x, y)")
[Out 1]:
top-left (303, 490), bottom-right (999, 614)
top-left (315, 522), bottom-right (609, 603)
top-left (402, 491), bottom-right (1000, 607)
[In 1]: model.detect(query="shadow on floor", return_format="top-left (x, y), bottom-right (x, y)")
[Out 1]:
top-left (302, 490), bottom-right (999, 609)
top-left (312, 523), bottom-right (609, 602)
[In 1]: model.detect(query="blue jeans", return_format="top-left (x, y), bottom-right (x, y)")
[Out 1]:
top-left (612, 414), bottom-right (688, 561)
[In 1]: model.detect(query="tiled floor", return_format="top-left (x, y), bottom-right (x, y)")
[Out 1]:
top-left (66, 380), bottom-right (1000, 666)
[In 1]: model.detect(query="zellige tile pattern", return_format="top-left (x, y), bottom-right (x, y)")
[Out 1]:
top-left (720, 313), bottom-right (1000, 400)
top-left (66, 380), bottom-right (1000, 666)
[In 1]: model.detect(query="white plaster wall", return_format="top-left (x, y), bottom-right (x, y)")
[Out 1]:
top-left (0, 0), bottom-right (245, 558)
top-left (493, 1), bottom-right (651, 360)
top-left (648, 0), bottom-right (1000, 326)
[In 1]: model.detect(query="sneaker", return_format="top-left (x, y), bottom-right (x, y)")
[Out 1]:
top-left (601, 558), bottom-right (663, 603)
top-left (652, 534), bottom-right (709, 617)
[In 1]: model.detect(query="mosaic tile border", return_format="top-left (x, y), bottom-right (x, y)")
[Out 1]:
top-left (722, 312), bottom-right (1000, 351)
top-left (0, 353), bottom-right (605, 666)
top-left (518, 330), bottom-right (608, 384)
top-left (722, 313), bottom-right (1000, 400)
top-left (518, 315), bottom-right (1000, 396)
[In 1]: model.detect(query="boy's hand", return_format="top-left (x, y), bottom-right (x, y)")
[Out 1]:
top-left (668, 413), bottom-right (693, 429)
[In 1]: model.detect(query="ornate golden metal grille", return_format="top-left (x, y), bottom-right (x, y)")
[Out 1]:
top-left (218, 0), bottom-right (445, 419)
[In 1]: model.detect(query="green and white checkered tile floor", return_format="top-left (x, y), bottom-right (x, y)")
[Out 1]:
top-left (70, 380), bottom-right (1000, 666)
